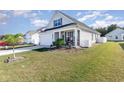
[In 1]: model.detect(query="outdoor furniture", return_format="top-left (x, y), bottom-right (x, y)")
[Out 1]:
top-left (66, 37), bottom-right (73, 49)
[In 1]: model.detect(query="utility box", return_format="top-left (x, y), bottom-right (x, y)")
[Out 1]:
top-left (80, 40), bottom-right (92, 48)
top-left (96, 37), bottom-right (107, 43)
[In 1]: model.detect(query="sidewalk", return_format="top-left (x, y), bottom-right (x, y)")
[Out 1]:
top-left (0, 46), bottom-right (43, 56)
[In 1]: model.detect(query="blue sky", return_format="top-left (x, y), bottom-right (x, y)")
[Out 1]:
top-left (0, 10), bottom-right (124, 35)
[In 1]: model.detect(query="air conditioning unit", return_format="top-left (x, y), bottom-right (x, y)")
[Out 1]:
top-left (96, 37), bottom-right (107, 43)
top-left (80, 40), bottom-right (92, 48)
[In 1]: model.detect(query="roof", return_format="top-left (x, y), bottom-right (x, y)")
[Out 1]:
top-left (37, 27), bottom-right (47, 32)
top-left (44, 23), bottom-right (76, 31)
top-left (24, 30), bottom-right (40, 36)
top-left (43, 11), bottom-right (100, 35)
top-left (105, 28), bottom-right (124, 36)
top-left (58, 11), bottom-right (100, 34)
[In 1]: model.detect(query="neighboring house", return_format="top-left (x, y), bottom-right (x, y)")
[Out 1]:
top-left (105, 28), bottom-right (124, 41)
top-left (24, 31), bottom-right (34, 44)
top-left (31, 31), bottom-right (40, 45)
top-left (18, 36), bottom-right (25, 44)
top-left (24, 31), bottom-right (40, 45)
top-left (39, 11), bottom-right (101, 48)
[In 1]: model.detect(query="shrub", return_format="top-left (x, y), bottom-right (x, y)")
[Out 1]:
top-left (54, 39), bottom-right (64, 48)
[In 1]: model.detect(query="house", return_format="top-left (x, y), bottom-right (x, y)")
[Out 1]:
top-left (18, 36), bottom-right (25, 44)
top-left (39, 11), bottom-right (101, 48)
top-left (31, 31), bottom-right (40, 45)
top-left (24, 31), bottom-right (34, 44)
top-left (24, 30), bottom-right (40, 45)
top-left (105, 28), bottom-right (124, 41)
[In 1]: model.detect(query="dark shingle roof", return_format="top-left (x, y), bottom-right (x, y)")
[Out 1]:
top-left (44, 23), bottom-right (76, 31)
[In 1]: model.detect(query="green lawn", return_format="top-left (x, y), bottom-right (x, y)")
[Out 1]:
top-left (0, 42), bottom-right (124, 82)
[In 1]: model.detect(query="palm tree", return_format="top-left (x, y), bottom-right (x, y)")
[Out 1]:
top-left (3, 34), bottom-right (22, 58)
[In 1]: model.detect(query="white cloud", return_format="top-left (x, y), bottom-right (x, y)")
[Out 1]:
top-left (31, 19), bottom-right (48, 27)
top-left (1, 22), bottom-right (7, 24)
top-left (78, 11), bottom-right (102, 22)
top-left (0, 12), bottom-right (9, 24)
top-left (13, 10), bottom-right (32, 16)
top-left (30, 13), bottom-right (38, 17)
top-left (115, 21), bottom-right (124, 27)
top-left (77, 10), bottom-right (124, 28)
top-left (76, 12), bottom-right (82, 17)
top-left (90, 20), bottom-right (109, 28)
top-left (104, 15), bottom-right (114, 21)
top-left (90, 19), bottom-right (124, 28)
top-left (89, 12), bottom-right (124, 28)
top-left (0, 10), bottom-right (48, 27)
top-left (12, 10), bottom-right (48, 27)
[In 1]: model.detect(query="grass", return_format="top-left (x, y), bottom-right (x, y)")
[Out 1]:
top-left (0, 42), bottom-right (124, 81)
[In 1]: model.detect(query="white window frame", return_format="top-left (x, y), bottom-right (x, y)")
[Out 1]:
top-left (53, 18), bottom-right (62, 27)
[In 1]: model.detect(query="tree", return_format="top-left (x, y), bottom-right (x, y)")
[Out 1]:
top-left (95, 24), bottom-right (119, 36)
top-left (96, 27), bottom-right (107, 36)
top-left (107, 24), bottom-right (118, 33)
top-left (3, 34), bottom-right (22, 58)
top-left (15, 33), bottom-right (24, 44)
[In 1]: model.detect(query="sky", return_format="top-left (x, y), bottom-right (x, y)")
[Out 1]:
top-left (0, 10), bottom-right (124, 35)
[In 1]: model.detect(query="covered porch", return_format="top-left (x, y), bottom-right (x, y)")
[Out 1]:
top-left (53, 29), bottom-right (80, 48)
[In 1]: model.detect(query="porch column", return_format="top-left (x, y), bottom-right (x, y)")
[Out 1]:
top-left (74, 29), bottom-right (78, 48)
top-left (59, 31), bottom-right (61, 39)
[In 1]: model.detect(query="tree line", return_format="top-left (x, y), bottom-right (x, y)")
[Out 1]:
top-left (95, 24), bottom-right (124, 36)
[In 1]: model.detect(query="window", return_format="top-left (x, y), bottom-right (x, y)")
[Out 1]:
top-left (123, 35), bottom-right (124, 40)
top-left (53, 18), bottom-right (62, 27)
top-left (115, 36), bottom-right (118, 39)
top-left (61, 32), bottom-right (65, 40)
top-left (54, 32), bottom-right (59, 41)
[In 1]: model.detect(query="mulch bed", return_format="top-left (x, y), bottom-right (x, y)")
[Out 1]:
top-left (4, 56), bottom-right (26, 63)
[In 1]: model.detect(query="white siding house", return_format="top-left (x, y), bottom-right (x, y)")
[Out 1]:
top-left (24, 31), bottom-right (40, 45)
top-left (24, 31), bottom-right (33, 44)
top-left (39, 11), bottom-right (101, 48)
top-left (105, 28), bottom-right (124, 41)
top-left (31, 32), bottom-right (40, 45)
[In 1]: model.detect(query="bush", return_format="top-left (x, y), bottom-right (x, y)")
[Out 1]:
top-left (54, 39), bottom-right (64, 48)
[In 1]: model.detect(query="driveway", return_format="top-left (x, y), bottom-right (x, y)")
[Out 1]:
top-left (0, 45), bottom-right (44, 56)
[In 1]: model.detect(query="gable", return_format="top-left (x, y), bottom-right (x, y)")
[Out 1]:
top-left (46, 11), bottom-right (74, 29)
top-left (43, 11), bottom-right (100, 35)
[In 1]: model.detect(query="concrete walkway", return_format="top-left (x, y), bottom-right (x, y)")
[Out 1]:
top-left (0, 46), bottom-right (43, 56)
